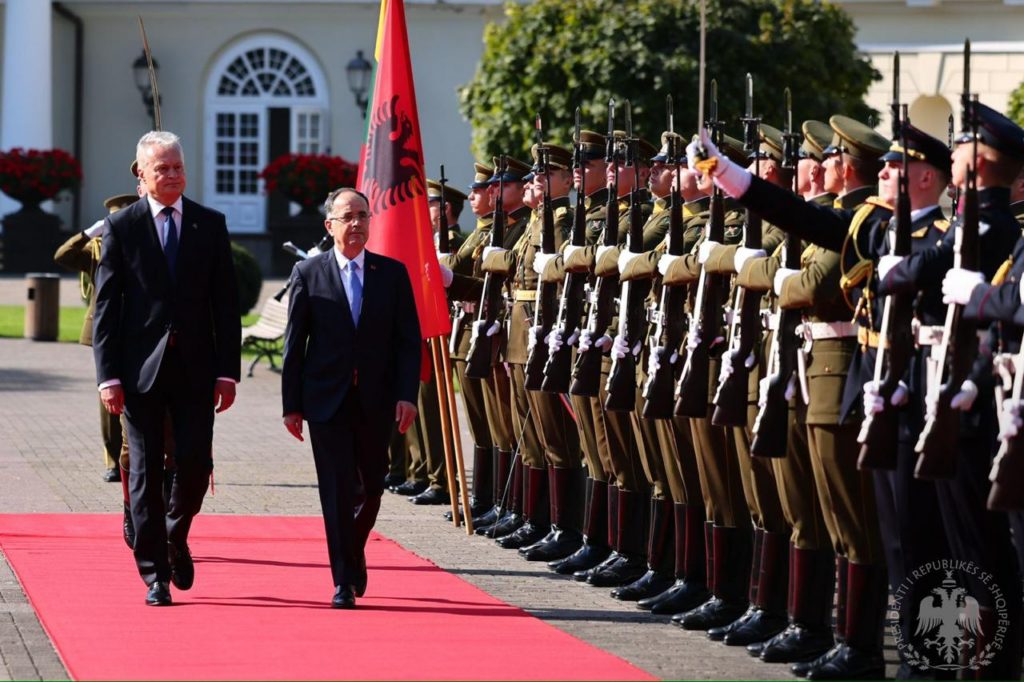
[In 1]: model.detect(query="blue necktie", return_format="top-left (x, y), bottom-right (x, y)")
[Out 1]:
top-left (162, 206), bottom-right (178, 282)
top-left (348, 261), bottom-right (362, 327)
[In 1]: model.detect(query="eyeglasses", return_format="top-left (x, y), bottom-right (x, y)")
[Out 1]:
top-left (329, 212), bottom-right (370, 224)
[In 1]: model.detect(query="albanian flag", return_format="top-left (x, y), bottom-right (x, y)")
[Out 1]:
top-left (358, 0), bottom-right (451, 341)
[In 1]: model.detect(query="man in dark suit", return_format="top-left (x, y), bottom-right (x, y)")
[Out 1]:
top-left (93, 131), bottom-right (241, 606)
top-left (282, 187), bottom-right (421, 609)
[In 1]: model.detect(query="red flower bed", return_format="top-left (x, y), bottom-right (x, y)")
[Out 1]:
top-left (259, 153), bottom-right (358, 209)
top-left (0, 148), bottom-right (82, 206)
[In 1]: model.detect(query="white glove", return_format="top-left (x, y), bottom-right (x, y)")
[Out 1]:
top-left (618, 250), bottom-right (640, 275)
top-left (439, 263), bottom-right (454, 288)
top-left (950, 379), bottom-right (979, 411)
top-left (862, 380), bottom-right (908, 416)
top-left (758, 376), bottom-right (770, 407)
top-left (435, 249), bottom-right (447, 264)
top-left (307, 246), bottom-right (322, 258)
top-left (1019, 278), bottom-right (1024, 304)
top-left (533, 252), bottom-right (556, 275)
top-left (548, 328), bottom-right (578, 355)
top-left (578, 329), bottom-right (594, 353)
top-left (686, 129), bottom-right (752, 197)
top-left (471, 319), bottom-right (500, 343)
top-left (998, 399), bottom-right (1023, 442)
top-left (84, 220), bottom-right (105, 239)
top-left (648, 346), bottom-right (679, 375)
top-left (482, 246), bottom-right (506, 261)
top-left (698, 240), bottom-right (721, 264)
top-left (658, 254), bottom-right (679, 277)
top-left (734, 247), bottom-right (766, 273)
top-left (877, 254), bottom-right (903, 282)
top-left (773, 268), bottom-right (801, 296)
top-left (783, 374), bottom-right (796, 402)
top-left (527, 325), bottom-right (544, 353)
top-left (596, 244), bottom-right (616, 265)
top-left (611, 335), bottom-right (642, 360)
top-left (941, 268), bottom-right (985, 306)
top-left (720, 352), bottom-right (755, 382)
top-left (686, 330), bottom-right (701, 352)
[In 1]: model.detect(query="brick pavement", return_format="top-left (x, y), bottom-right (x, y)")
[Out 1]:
top-left (0, 337), bottom-right (901, 680)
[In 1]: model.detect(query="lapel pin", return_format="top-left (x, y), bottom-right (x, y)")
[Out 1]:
top-left (192, 222), bottom-right (198, 229)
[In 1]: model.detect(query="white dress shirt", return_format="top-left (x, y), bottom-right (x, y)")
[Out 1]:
top-left (333, 246), bottom-right (366, 305)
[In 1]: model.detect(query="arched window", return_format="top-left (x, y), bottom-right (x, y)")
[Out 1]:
top-left (909, 95), bottom-right (954, 147)
top-left (204, 34), bottom-right (329, 232)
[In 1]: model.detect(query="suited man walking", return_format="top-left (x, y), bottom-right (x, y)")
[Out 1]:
top-left (93, 131), bottom-right (241, 606)
top-left (282, 188), bottom-right (421, 609)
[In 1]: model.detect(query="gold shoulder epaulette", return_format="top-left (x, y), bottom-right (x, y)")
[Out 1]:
top-left (933, 219), bottom-right (950, 233)
top-left (911, 226), bottom-right (929, 238)
top-left (865, 196), bottom-right (893, 210)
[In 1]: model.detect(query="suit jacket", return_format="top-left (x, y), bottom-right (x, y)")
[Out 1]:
top-left (281, 249), bottom-right (421, 425)
top-left (53, 230), bottom-right (100, 346)
top-left (92, 196), bottom-right (242, 393)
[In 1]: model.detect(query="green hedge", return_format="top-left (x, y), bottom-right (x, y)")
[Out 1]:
top-left (231, 242), bottom-right (263, 315)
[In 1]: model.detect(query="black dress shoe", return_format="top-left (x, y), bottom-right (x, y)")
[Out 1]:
top-left (495, 521), bottom-right (548, 549)
top-left (792, 645), bottom-right (842, 678)
top-left (168, 543), bottom-right (194, 591)
top-left (485, 512), bottom-right (524, 539)
top-left (549, 543), bottom-right (610, 575)
top-left (574, 552), bottom-right (621, 582)
top-left (332, 585), bottom-right (356, 610)
top-left (391, 481), bottom-right (428, 496)
top-left (122, 502), bottom-right (136, 549)
top-left (354, 552), bottom-right (368, 598)
top-left (520, 528), bottom-right (583, 562)
top-left (409, 488), bottom-right (449, 505)
top-left (673, 596), bottom-right (749, 631)
top-left (145, 581), bottom-right (172, 606)
top-left (759, 624), bottom-right (834, 663)
top-left (638, 580), bottom-right (710, 615)
top-left (586, 554), bottom-right (647, 587)
top-left (470, 506), bottom-right (500, 528)
top-left (708, 605), bottom-right (758, 642)
top-left (610, 569), bottom-right (674, 601)
top-left (383, 474), bottom-right (405, 489)
top-left (104, 468), bottom-right (121, 483)
top-left (804, 643), bottom-right (884, 680)
top-left (723, 607), bottom-right (788, 646)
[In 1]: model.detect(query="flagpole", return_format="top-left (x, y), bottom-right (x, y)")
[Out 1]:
top-left (437, 338), bottom-right (473, 534)
top-left (430, 337), bottom-right (461, 527)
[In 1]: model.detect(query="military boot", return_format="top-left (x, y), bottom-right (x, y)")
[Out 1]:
top-left (484, 455), bottom-right (525, 539)
top-left (551, 477), bottom-right (611, 574)
top-left (575, 482), bottom-right (619, 582)
top-left (473, 449), bottom-right (510, 532)
top-left (791, 555), bottom-right (847, 677)
top-left (758, 546), bottom-right (835, 663)
top-left (496, 466), bottom-right (549, 549)
top-left (121, 465), bottom-right (135, 549)
top-left (675, 524), bottom-right (752, 630)
top-left (445, 445), bottom-right (494, 522)
top-left (646, 505), bottom-right (710, 614)
top-left (721, 529), bottom-right (790, 646)
top-left (586, 488), bottom-right (649, 587)
top-left (709, 527), bottom-right (764, 641)
top-left (522, 466), bottom-right (584, 561)
top-left (805, 562), bottom-right (886, 681)
top-left (611, 496), bottom-right (674, 600)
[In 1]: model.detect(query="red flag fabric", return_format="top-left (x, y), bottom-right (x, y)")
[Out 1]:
top-left (359, 0), bottom-right (450, 340)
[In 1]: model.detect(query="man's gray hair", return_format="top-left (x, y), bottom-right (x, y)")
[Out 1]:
top-left (136, 131), bottom-right (184, 171)
top-left (323, 187), bottom-right (369, 218)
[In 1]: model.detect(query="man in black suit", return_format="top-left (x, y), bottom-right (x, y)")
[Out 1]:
top-left (282, 188), bottom-right (421, 609)
top-left (93, 131), bottom-right (241, 606)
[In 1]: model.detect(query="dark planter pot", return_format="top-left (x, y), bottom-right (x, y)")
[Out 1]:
top-left (267, 213), bottom-right (327, 277)
top-left (1, 206), bottom-right (63, 274)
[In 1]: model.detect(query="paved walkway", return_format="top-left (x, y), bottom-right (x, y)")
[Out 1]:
top-left (0, 338), bottom-right (900, 680)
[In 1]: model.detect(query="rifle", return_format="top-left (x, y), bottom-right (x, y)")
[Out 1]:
top-left (570, 99), bottom-right (620, 397)
top-left (525, 115), bottom-right (560, 390)
top-left (605, 101), bottom-right (648, 411)
top-left (275, 234), bottom-right (331, 300)
top-left (750, 88), bottom-right (801, 458)
top-left (465, 156), bottom-right (508, 379)
top-left (949, 114), bottom-right (960, 219)
top-left (858, 68), bottom-right (915, 469)
top-left (989, 342), bottom-right (1024, 510)
top-left (674, 79), bottom-right (726, 418)
top-left (437, 164), bottom-right (451, 256)
top-left (138, 16), bottom-right (162, 131)
top-left (914, 84), bottom-right (979, 480)
top-left (642, 96), bottom-right (688, 419)
top-left (542, 108), bottom-right (589, 394)
top-left (712, 73), bottom-right (763, 427)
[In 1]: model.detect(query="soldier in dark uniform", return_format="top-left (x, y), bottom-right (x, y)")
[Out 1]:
top-left (54, 193), bottom-right (138, 483)
top-left (690, 115), bottom-right (892, 679)
top-left (880, 102), bottom-right (1024, 680)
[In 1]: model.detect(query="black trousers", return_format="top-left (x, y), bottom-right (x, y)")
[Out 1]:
top-left (123, 346), bottom-right (213, 586)
top-left (308, 387), bottom-right (390, 588)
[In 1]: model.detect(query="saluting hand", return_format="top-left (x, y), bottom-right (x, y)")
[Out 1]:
top-left (396, 400), bottom-right (418, 434)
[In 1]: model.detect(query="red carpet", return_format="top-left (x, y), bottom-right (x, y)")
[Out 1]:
top-left (0, 514), bottom-right (655, 681)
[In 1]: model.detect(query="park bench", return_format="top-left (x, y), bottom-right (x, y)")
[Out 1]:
top-left (241, 295), bottom-right (288, 377)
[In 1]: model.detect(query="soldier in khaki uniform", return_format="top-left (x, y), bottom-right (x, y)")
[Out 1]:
top-left (54, 193), bottom-right (138, 483)
top-left (694, 115), bottom-right (891, 680)
top-left (539, 131), bottom-right (617, 576)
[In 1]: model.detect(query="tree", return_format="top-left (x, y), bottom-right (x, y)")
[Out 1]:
top-left (459, 0), bottom-right (880, 159)
top-left (1009, 80), bottom-right (1024, 129)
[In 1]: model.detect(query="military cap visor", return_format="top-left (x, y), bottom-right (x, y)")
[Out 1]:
top-left (487, 156), bottom-right (532, 184)
top-left (531, 143), bottom-right (574, 171)
top-left (825, 115), bottom-right (890, 160)
top-left (104, 194), bottom-right (138, 212)
top-left (800, 120), bottom-right (833, 161)
top-left (426, 179), bottom-right (469, 203)
top-left (747, 124), bottom-right (783, 163)
top-left (954, 100), bottom-right (1024, 159)
top-left (652, 131), bottom-right (686, 163)
top-left (880, 123), bottom-right (952, 176)
top-left (468, 162), bottom-right (494, 189)
top-left (576, 130), bottom-right (607, 160)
